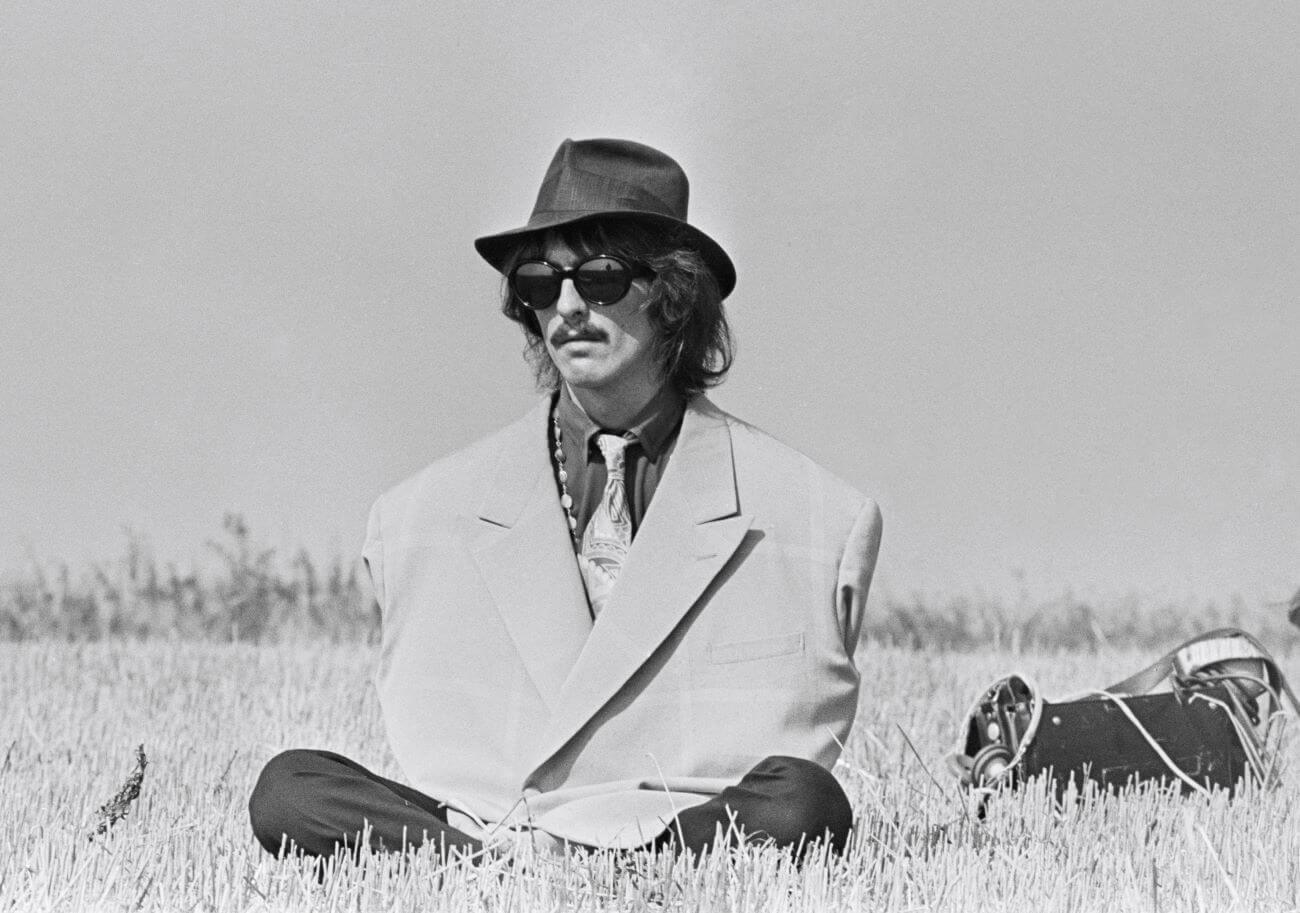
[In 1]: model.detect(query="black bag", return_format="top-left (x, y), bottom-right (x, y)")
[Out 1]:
top-left (949, 629), bottom-right (1298, 797)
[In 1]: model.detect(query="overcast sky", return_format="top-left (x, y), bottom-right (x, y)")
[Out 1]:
top-left (2, 2), bottom-right (1296, 607)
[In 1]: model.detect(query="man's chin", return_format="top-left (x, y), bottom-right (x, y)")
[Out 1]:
top-left (552, 354), bottom-right (612, 388)
top-left (557, 370), bottom-right (612, 392)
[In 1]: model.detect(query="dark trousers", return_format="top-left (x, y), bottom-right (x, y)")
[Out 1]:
top-left (249, 749), bottom-right (853, 861)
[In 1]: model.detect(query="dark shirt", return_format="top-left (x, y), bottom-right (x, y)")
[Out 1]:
top-left (553, 383), bottom-right (685, 543)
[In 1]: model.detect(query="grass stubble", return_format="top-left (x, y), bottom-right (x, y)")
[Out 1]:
top-left (2, 641), bottom-right (1298, 912)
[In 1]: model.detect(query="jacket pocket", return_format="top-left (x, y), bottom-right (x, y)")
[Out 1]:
top-left (706, 632), bottom-right (804, 665)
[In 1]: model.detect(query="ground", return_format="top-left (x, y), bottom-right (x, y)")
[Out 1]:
top-left (3, 642), bottom-right (1298, 912)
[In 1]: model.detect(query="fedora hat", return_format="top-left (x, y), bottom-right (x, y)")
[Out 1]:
top-left (474, 138), bottom-right (736, 299)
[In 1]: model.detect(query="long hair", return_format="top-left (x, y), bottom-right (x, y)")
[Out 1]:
top-left (497, 219), bottom-right (734, 397)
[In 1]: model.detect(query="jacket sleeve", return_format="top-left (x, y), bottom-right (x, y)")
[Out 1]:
top-left (836, 498), bottom-right (883, 655)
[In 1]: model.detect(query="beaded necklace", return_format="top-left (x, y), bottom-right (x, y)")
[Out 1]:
top-left (551, 402), bottom-right (580, 548)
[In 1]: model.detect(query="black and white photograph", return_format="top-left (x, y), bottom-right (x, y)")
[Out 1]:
top-left (2, 3), bottom-right (1298, 910)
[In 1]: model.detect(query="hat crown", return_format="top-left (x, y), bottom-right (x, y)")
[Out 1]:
top-left (473, 137), bottom-right (736, 298)
top-left (529, 138), bottom-right (689, 225)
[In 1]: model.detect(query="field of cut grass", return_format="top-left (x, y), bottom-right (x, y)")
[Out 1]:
top-left (4, 640), bottom-right (1299, 912)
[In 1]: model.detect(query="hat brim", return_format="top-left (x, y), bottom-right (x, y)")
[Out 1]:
top-left (474, 210), bottom-right (736, 300)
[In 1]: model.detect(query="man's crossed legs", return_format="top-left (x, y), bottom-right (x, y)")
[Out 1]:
top-left (249, 750), bottom-right (853, 861)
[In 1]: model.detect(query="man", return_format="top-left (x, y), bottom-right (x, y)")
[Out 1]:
top-left (249, 138), bottom-right (883, 860)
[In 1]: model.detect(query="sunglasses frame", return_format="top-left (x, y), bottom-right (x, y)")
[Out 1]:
top-left (508, 253), bottom-right (655, 311)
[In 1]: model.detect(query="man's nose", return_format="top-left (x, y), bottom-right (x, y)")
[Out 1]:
top-left (554, 279), bottom-right (588, 321)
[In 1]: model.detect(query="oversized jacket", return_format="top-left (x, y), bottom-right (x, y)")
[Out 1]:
top-left (362, 393), bottom-right (883, 847)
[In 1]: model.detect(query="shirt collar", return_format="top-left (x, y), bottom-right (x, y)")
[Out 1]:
top-left (556, 383), bottom-right (685, 461)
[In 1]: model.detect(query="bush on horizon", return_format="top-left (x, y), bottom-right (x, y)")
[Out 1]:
top-left (1, 515), bottom-right (1295, 650)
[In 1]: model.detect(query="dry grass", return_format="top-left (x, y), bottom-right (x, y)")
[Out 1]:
top-left (3, 641), bottom-right (1299, 912)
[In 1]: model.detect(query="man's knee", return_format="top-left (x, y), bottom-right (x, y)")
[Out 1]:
top-left (669, 755), bottom-right (855, 857)
top-left (746, 755), bottom-right (854, 853)
top-left (248, 748), bottom-right (333, 855)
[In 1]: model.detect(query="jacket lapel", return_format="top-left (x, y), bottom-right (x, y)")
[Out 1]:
top-left (470, 398), bottom-right (592, 711)
top-left (532, 395), bottom-right (753, 768)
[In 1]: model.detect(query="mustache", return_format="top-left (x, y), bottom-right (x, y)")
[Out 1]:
top-left (550, 326), bottom-right (607, 346)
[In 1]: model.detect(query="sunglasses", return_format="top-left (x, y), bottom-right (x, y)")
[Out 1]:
top-left (509, 254), bottom-right (654, 310)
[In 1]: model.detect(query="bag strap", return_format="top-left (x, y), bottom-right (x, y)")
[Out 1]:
top-left (1107, 627), bottom-right (1300, 714)
top-left (1105, 628), bottom-right (1232, 695)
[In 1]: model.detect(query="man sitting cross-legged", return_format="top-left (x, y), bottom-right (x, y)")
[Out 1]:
top-left (248, 137), bottom-right (883, 861)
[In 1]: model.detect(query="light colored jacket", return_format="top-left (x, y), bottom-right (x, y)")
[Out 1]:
top-left (363, 394), bottom-right (882, 847)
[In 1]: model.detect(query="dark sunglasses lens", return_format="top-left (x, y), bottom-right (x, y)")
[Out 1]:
top-left (511, 262), bottom-right (560, 309)
top-left (574, 257), bottom-right (633, 304)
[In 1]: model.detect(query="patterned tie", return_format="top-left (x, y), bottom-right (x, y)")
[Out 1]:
top-left (579, 434), bottom-right (632, 618)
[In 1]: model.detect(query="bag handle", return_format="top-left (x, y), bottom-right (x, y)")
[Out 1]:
top-left (1106, 627), bottom-right (1300, 714)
